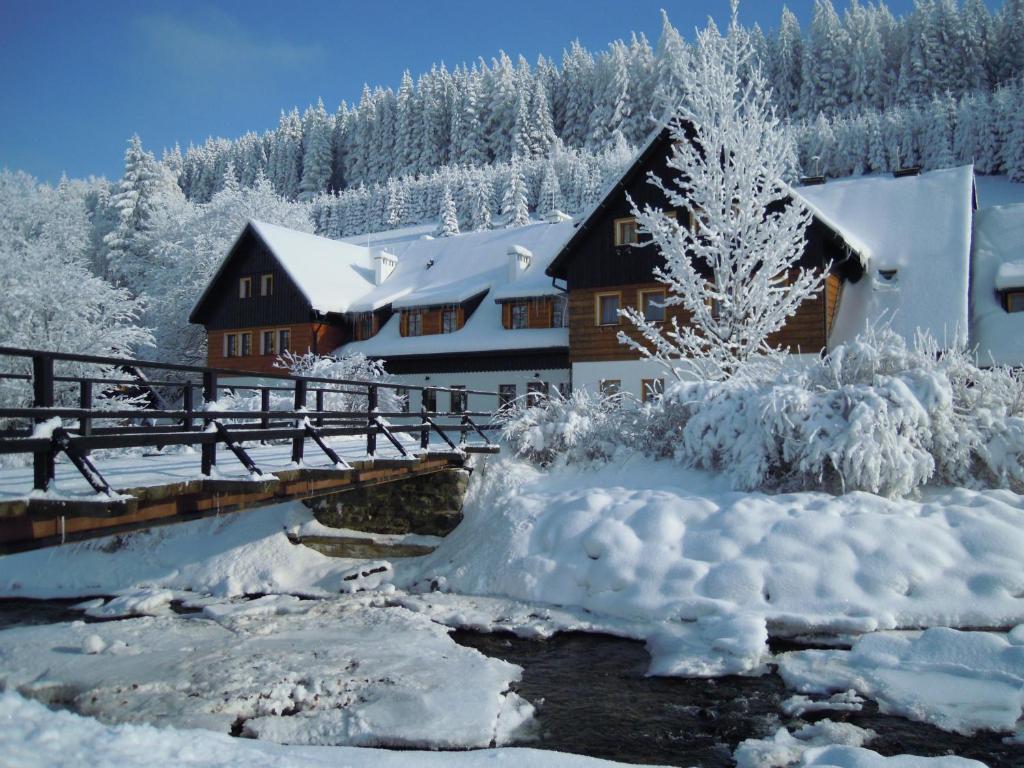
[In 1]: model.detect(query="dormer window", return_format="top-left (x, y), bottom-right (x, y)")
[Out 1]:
top-left (239, 276), bottom-right (252, 299)
top-left (1007, 291), bottom-right (1024, 313)
top-left (510, 303), bottom-right (529, 329)
top-left (260, 273), bottom-right (274, 296)
top-left (614, 217), bottom-right (639, 246)
top-left (442, 306), bottom-right (458, 334)
top-left (406, 310), bottom-right (423, 337)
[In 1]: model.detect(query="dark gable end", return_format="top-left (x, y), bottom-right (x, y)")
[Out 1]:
top-left (546, 122), bottom-right (865, 288)
top-left (188, 223), bottom-right (316, 330)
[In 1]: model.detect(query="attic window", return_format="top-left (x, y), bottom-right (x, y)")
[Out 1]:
top-left (260, 273), bottom-right (274, 296)
top-left (614, 217), bottom-right (639, 246)
top-left (239, 277), bottom-right (253, 299)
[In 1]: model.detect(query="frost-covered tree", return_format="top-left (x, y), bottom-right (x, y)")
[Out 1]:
top-left (501, 156), bottom-right (531, 227)
top-left (538, 159), bottom-right (564, 216)
top-left (620, 3), bottom-right (823, 382)
top-left (299, 99), bottom-right (333, 200)
top-left (436, 182), bottom-right (460, 237)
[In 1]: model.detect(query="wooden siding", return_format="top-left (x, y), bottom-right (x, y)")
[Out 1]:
top-left (501, 297), bottom-right (555, 329)
top-left (207, 322), bottom-right (347, 374)
top-left (569, 277), bottom-right (833, 364)
top-left (192, 228), bottom-right (315, 330)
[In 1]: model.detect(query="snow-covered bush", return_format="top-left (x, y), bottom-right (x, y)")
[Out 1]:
top-left (276, 350), bottom-right (403, 415)
top-left (499, 388), bottom-right (626, 466)
top-left (671, 328), bottom-right (1024, 497)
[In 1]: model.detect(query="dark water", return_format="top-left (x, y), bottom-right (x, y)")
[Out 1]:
top-left (452, 630), bottom-right (1021, 768)
top-left (0, 598), bottom-right (93, 630)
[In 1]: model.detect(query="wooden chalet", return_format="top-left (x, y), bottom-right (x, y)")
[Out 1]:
top-left (189, 221), bottom-right (380, 375)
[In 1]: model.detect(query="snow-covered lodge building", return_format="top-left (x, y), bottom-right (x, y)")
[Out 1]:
top-left (190, 129), bottom-right (1024, 406)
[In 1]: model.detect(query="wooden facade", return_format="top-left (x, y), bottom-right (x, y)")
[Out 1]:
top-left (548, 126), bottom-right (864, 366)
top-left (190, 223), bottom-right (354, 374)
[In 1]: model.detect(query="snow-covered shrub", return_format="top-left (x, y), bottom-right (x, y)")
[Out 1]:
top-left (499, 388), bottom-right (627, 466)
top-left (276, 350), bottom-right (403, 415)
top-left (670, 328), bottom-right (1024, 497)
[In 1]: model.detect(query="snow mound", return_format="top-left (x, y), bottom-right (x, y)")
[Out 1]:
top-left (83, 588), bottom-right (176, 618)
top-left (779, 626), bottom-right (1024, 735)
top-left (800, 746), bottom-right (988, 767)
top-left (0, 690), bottom-right (650, 768)
top-left (408, 458), bottom-right (1024, 655)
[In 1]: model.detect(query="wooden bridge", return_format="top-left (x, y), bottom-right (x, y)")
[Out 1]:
top-left (0, 347), bottom-right (500, 553)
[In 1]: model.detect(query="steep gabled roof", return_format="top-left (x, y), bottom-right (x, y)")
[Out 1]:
top-left (189, 220), bottom-right (376, 322)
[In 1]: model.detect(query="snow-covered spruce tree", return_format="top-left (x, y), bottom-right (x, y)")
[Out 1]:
top-left (436, 182), bottom-right (460, 237)
top-left (619, 3), bottom-right (823, 382)
top-left (501, 155), bottom-right (531, 228)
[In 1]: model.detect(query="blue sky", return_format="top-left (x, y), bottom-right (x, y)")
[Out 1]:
top-left (0, 0), bottom-right (996, 183)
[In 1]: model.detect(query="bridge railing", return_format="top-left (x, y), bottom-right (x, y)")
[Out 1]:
top-left (0, 346), bottom-right (500, 496)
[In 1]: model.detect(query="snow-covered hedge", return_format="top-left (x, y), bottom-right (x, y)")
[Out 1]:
top-left (501, 329), bottom-right (1024, 497)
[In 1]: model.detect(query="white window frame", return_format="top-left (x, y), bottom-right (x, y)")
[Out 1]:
top-left (239, 276), bottom-right (252, 299)
top-left (259, 273), bottom-right (273, 296)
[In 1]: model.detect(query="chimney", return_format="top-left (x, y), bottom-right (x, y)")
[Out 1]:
top-left (507, 245), bottom-right (533, 282)
top-left (374, 251), bottom-right (397, 285)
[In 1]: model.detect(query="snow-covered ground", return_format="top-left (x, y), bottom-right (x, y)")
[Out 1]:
top-left (2, 454), bottom-right (1023, 764)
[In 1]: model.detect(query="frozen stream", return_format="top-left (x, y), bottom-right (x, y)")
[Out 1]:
top-left (0, 598), bottom-right (1019, 767)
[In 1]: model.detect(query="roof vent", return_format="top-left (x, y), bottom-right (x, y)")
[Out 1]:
top-left (425, 258), bottom-right (435, 270)
top-left (508, 245), bottom-right (533, 282)
top-left (799, 175), bottom-right (826, 186)
top-left (893, 166), bottom-right (921, 178)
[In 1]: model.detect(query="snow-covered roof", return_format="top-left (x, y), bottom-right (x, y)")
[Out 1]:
top-left (794, 166), bottom-right (975, 349)
top-left (337, 220), bottom-right (574, 357)
top-left (248, 220), bottom-right (377, 314)
top-left (971, 203), bottom-right (1024, 367)
top-left (344, 220), bottom-right (576, 313)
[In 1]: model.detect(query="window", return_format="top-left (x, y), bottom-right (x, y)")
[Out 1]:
top-left (240, 332), bottom-right (252, 357)
top-left (358, 314), bottom-right (374, 340)
top-left (406, 310), bottom-right (423, 337)
top-left (614, 217), bottom-right (639, 246)
top-left (686, 206), bottom-right (703, 235)
top-left (557, 381), bottom-right (571, 399)
top-left (395, 387), bottom-right (410, 413)
top-left (422, 388), bottom-right (437, 413)
top-left (261, 330), bottom-right (276, 356)
top-left (498, 384), bottom-right (516, 409)
top-left (1008, 291), bottom-right (1024, 313)
top-left (599, 379), bottom-right (621, 397)
top-left (552, 296), bottom-right (568, 328)
top-left (224, 333), bottom-right (237, 358)
top-left (527, 380), bottom-right (548, 406)
top-left (641, 378), bottom-right (665, 403)
top-left (510, 302), bottom-right (529, 329)
top-left (450, 385), bottom-right (467, 414)
top-left (278, 329), bottom-right (290, 353)
top-left (260, 273), bottom-right (274, 296)
top-left (596, 292), bottom-right (621, 326)
top-left (239, 277), bottom-right (252, 299)
top-left (640, 289), bottom-right (666, 322)
top-left (442, 306), bottom-right (458, 334)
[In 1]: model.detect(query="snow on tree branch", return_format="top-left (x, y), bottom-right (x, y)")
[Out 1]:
top-left (620, 3), bottom-right (824, 382)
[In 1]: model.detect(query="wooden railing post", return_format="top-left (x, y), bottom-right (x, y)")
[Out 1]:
top-left (420, 402), bottom-right (430, 452)
top-left (201, 371), bottom-right (217, 476)
top-left (78, 380), bottom-right (93, 457)
top-left (315, 388), bottom-right (325, 428)
top-left (366, 385), bottom-right (378, 457)
top-left (182, 383), bottom-right (194, 431)
top-left (260, 387), bottom-right (271, 431)
top-left (291, 379), bottom-right (307, 464)
top-left (32, 353), bottom-right (54, 491)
